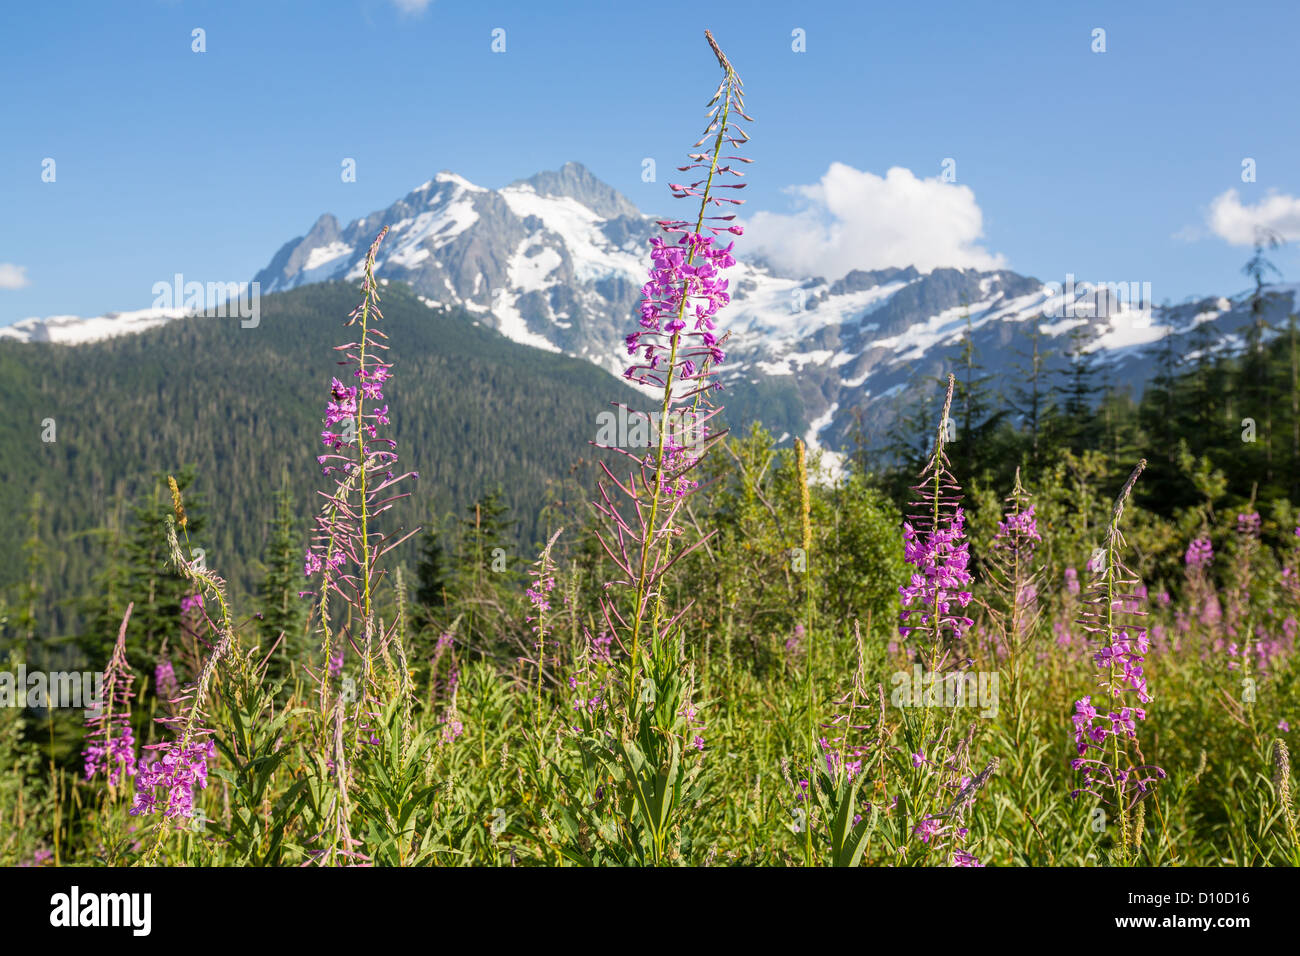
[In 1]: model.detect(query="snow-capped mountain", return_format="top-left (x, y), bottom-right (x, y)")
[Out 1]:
top-left (255, 163), bottom-right (652, 363)
top-left (0, 307), bottom-right (190, 345)
top-left (5, 161), bottom-right (1297, 455)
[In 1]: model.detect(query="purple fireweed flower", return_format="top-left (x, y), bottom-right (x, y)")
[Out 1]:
top-left (1185, 536), bottom-right (1213, 570)
top-left (130, 737), bottom-right (215, 819)
top-left (785, 623), bottom-right (805, 656)
top-left (913, 817), bottom-right (944, 843)
top-left (303, 550), bottom-right (323, 577)
top-left (616, 37), bottom-right (748, 400)
top-left (624, 233), bottom-right (738, 388)
top-left (526, 575), bottom-right (556, 614)
top-left (180, 592), bottom-right (204, 614)
top-left (1065, 567), bottom-right (1080, 595)
top-left (154, 657), bottom-right (179, 702)
top-left (1237, 512), bottom-right (1262, 537)
top-left (1201, 593), bottom-right (1223, 625)
top-left (1069, 461), bottom-right (1164, 813)
top-left (995, 503), bottom-right (1041, 542)
top-left (898, 507), bottom-right (974, 641)
top-left (438, 706), bottom-right (464, 746)
top-left (84, 722), bottom-right (136, 786)
top-left (19, 848), bottom-right (54, 868)
top-left (591, 631), bottom-right (614, 664)
top-left (83, 605), bottom-right (138, 788)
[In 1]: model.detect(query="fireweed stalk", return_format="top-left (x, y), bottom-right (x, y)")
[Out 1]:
top-left (583, 29), bottom-right (748, 865)
top-left (793, 437), bottom-right (819, 864)
top-left (303, 225), bottom-right (420, 722)
top-left (1228, 511), bottom-right (1262, 733)
top-left (131, 511), bottom-right (243, 862)
top-left (1184, 531), bottom-right (1215, 631)
top-left (526, 528), bottom-right (563, 735)
top-left (895, 375), bottom-right (992, 864)
top-left (1069, 459), bottom-right (1166, 864)
top-left (298, 227), bottom-right (420, 863)
top-left (898, 376), bottom-right (974, 723)
top-left (82, 603), bottom-right (137, 796)
top-left (608, 30), bottom-right (748, 694)
top-left (983, 467), bottom-right (1043, 742)
top-left (795, 438), bottom-right (816, 748)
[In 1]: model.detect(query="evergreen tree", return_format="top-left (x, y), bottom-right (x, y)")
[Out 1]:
top-left (258, 471), bottom-right (308, 677)
top-left (412, 513), bottom-right (456, 637)
top-left (14, 492), bottom-right (46, 659)
top-left (74, 497), bottom-right (131, 668)
top-left (1048, 325), bottom-right (1103, 453)
top-left (123, 467), bottom-right (205, 672)
top-left (454, 489), bottom-right (518, 654)
top-left (1010, 317), bottom-right (1051, 463)
top-left (1288, 308), bottom-right (1300, 501)
top-left (947, 306), bottom-right (1008, 486)
top-left (1240, 229), bottom-right (1283, 485)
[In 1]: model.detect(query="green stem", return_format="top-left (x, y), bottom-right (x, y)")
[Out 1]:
top-left (627, 76), bottom-right (735, 713)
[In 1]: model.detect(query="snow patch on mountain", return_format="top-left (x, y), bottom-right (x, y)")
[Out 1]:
top-left (0, 307), bottom-right (189, 345)
top-left (6, 162), bottom-right (1297, 461)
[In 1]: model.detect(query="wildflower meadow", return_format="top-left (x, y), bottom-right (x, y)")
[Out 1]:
top-left (1, 13), bottom-right (1297, 934)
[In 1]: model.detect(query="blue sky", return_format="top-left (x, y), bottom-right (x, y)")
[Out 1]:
top-left (3, 0), bottom-right (1299, 324)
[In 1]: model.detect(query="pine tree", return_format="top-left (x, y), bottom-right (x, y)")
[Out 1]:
top-left (1048, 325), bottom-right (1103, 453)
top-left (75, 497), bottom-right (131, 668)
top-left (412, 514), bottom-right (455, 636)
top-left (1241, 229), bottom-right (1283, 484)
top-left (1289, 308), bottom-right (1300, 501)
top-left (947, 306), bottom-right (1007, 485)
top-left (258, 471), bottom-right (307, 678)
top-left (1184, 320), bottom-right (1225, 456)
top-left (455, 489), bottom-right (518, 653)
top-left (957, 309), bottom-right (1000, 430)
top-left (15, 492), bottom-right (46, 659)
top-left (1010, 317), bottom-right (1050, 462)
top-left (124, 468), bottom-right (205, 671)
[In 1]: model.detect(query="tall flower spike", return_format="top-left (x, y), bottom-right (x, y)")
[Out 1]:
top-left (592, 30), bottom-right (750, 706)
top-left (1069, 459), bottom-right (1166, 861)
top-left (303, 225), bottom-right (420, 721)
top-left (525, 527), bottom-right (563, 733)
top-left (82, 603), bottom-right (137, 790)
top-left (898, 375), bottom-right (973, 663)
top-left (131, 519), bottom-right (240, 847)
top-left (623, 27), bottom-right (749, 398)
top-left (983, 467), bottom-right (1043, 714)
top-left (578, 32), bottom-right (748, 866)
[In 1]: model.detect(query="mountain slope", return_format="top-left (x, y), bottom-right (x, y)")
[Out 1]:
top-left (0, 281), bottom-right (647, 620)
top-left (7, 162), bottom-right (1298, 461)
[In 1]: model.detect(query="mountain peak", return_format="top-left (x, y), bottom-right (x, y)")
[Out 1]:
top-left (509, 161), bottom-right (641, 220)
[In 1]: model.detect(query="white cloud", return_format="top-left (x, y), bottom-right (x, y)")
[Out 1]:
top-left (744, 162), bottom-right (1006, 279)
top-left (0, 263), bottom-right (30, 290)
top-left (1206, 188), bottom-right (1300, 246)
top-left (391, 0), bottom-right (433, 13)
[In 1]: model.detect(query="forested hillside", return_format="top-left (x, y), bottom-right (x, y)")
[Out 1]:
top-left (0, 281), bottom-right (648, 630)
